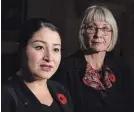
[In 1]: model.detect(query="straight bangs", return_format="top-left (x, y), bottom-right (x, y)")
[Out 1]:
top-left (85, 7), bottom-right (114, 25)
top-left (86, 8), bottom-right (106, 23)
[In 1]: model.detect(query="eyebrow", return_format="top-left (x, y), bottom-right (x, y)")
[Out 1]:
top-left (89, 23), bottom-right (110, 26)
top-left (32, 40), bottom-right (61, 46)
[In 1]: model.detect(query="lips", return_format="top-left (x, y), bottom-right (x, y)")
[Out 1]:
top-left (92, 41), bottom-right (102, 43)
top-left (92, 41), bottom-right (102, 45)
top-left (40, 64), bottom-right (53, 72)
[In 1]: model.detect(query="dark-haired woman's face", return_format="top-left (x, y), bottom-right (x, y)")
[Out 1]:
top-left (26, 27), bottom-right (61, 80)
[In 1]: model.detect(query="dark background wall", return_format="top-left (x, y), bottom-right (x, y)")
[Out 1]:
top-left (1, 0), bottom-right (134, 83)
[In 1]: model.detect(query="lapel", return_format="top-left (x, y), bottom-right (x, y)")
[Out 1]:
top-left (47, 80), bottom-right (72, 112)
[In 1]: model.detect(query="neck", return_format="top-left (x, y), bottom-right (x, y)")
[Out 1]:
top-left (24, 78), bottom-right (53, 105)
top-left (24, 79), bottom-right (48, 92)
top-left (85, 51), bottom-right (106, 70)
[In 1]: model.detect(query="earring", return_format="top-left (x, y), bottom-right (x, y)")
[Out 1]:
top-left (16, 68), bottom-right (22, 76)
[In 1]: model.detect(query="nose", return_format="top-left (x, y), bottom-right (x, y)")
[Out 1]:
top-left (43, 50), bottom-right (53, 62)
top-left (94, 29), bottom-right (103, 38)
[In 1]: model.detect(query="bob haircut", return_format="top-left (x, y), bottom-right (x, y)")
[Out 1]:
top-left (79, 5), bottom-right (118, 52)
top-left (19, 18), bottom-right (61, 51)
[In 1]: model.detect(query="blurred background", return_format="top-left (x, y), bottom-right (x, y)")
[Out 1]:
top-left (1, 0), bottom-right (134, 83)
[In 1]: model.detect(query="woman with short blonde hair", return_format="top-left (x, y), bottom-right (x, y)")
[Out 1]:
top-left (53, 5), bottom-right (133, 111)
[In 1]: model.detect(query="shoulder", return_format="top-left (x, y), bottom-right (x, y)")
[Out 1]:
top-left (2, 76), bottom-right (23, 103)
top-left (2, 77), bottom-right (16, 92)
top-left (47, 79), bottom-right (66, 91)
top-left (1, 83), bottom-right (17, 112)
top-left (47, 79), bottom-right (71, 97)
top-left (51, 50), bottom-right (86, 82)
top-left (60, 50), bottom-right (85, 69)
top-left (105, 53), bottom-right (132, 82)
top-left (2, 76), bottom-right (19, 88)
top-left (104, 53), bottom-right (124, 70)
top-left (65, 50), bottom-right (84, 61)
top-left (2, 76), bottom-right (20, 100)
top-left (2, 83), bottom-right (17, 102)
top-left (2, 84), bottom-right (12, 95)
top-left (51, 50), bottom-right (86, 86)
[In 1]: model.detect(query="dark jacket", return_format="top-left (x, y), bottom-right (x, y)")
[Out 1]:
top-left (1, 76), bottom-right (73, 112)
top-left (52, 50), bottom-right (134, 112)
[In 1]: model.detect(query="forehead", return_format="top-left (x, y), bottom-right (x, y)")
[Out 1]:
top-left (30, 27), bottom-right (61, 44)
top-left (85, 8), bottom-right (112, 26)
top-left (89, 21), bottom-right (110, 26)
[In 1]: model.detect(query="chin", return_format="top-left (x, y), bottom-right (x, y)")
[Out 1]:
top-left (43, 74), bottom-right (53, 79)
top-left (92, 48), bottom-right (106, 53)
top-left (36, 72), bottom-right (53, 80)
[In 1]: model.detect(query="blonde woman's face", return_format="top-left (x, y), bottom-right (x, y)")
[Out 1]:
top-left (85, 20), bottom-right (112, 52)
top-left (26, 27), bottom-right (61, 80)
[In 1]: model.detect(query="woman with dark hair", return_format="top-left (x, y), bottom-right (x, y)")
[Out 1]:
top-left (52, 5), bottom-right (134, 111)
top-left (1, 18), bottom-right (73, 112)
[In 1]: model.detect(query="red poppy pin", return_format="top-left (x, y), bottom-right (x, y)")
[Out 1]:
top-left (57, 94), bottom-right (67, 104)
top-left (109, 74), bottom-right (116, 82)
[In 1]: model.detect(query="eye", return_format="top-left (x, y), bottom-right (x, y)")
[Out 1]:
top-left (102, 27), bottom-right (109, 31)
top-left (87, 25), bottom-right (96, 30)
top-left (86, 25), bottom-right (96, 30)
top-left (53, 48), bottom-right (60, 52)
top-left (35, 46), bottom-right (44, 50)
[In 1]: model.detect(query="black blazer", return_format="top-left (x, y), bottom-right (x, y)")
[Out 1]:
top-left (1, 77), bottom-right (73, 112)
top-left (52, 50), bottom-right (134, 112)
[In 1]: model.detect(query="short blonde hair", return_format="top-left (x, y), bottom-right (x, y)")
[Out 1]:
top-left (79, 5), bottom-right (118, 52)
